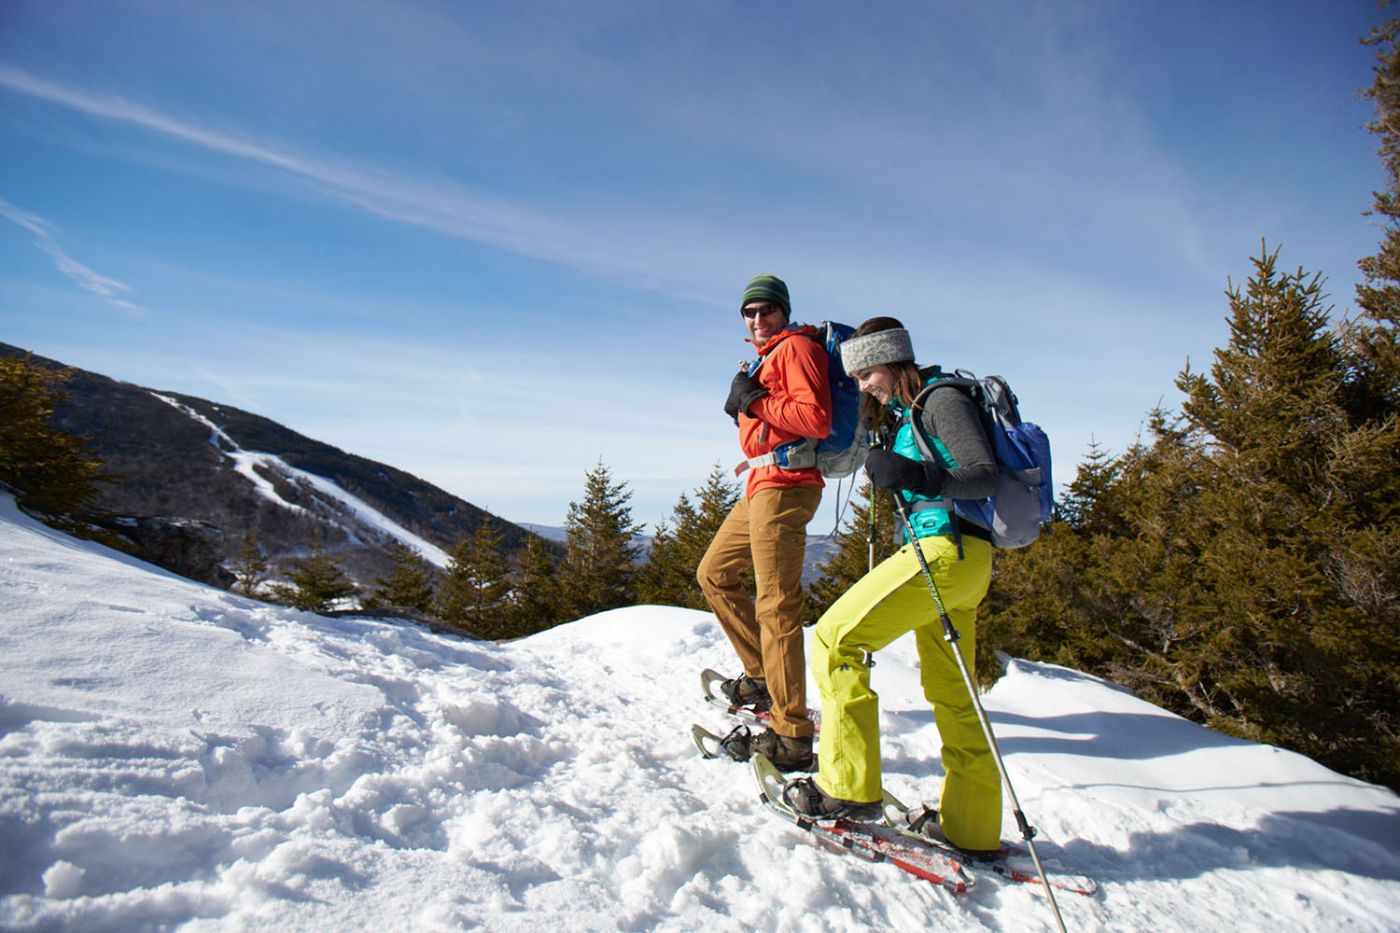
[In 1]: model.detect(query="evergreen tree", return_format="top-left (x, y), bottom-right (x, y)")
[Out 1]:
top-left (437, 519), bottom-right (511, 637)
top-left (1171, 252), bottom-right (1397, 782)
top-left (0, 355), bottom-right (106, 528)
top-left (1352, 14), bottom-right (1400, 421)
top-left (231, 528), bottom-right (269, 597)
top-left (270, 533), bottom-right (358, 613)
top-left (1056, 439), bottom-right (1124, 533)
top-left (636, 464), bottom-right (743, 609)
top-left (979, 17), bottom-right (1400, 790)
top-left (1178, 251), bottom-right (1344, 484)
top-left (558, 460), bottom-right (641, 620)
top-left (980, 246), bottom-right (1400, 788)
top-left (635, 514), bottom-right (684, 606)
top-left (806, 478), bottom-right (897, 621)
top-left (368, 541), bottom-right (435, 614)
top-left (507, 532), bottom-right (561, 637)
top-left (684, 463), bottom-right (745, 574)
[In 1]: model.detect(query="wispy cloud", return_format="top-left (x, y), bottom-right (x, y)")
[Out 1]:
top-left (0, 62), bottom-right (1196, 325)
top-left (0, 196), bottom-right (143, 315)
top-left (0, 64), bottom-right (710, 301)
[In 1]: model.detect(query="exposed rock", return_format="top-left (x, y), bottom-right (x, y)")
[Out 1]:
top-left (103, 515), bottom-right (236, 588)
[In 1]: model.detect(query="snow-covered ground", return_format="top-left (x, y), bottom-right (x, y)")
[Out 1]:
top-left (1, 494), bottom-right (1396, 931)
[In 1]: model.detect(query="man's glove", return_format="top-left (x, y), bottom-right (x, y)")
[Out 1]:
top-left (724, 371), bottom-right (768, 423)
top-left (865, 449), bottom-right (946, 497)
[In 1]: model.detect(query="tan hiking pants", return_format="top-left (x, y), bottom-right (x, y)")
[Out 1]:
top-left (696, 484), bottom-right (822, 738)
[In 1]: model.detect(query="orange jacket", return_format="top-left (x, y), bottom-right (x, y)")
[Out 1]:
top-left (738, 326), bottom-right (833, 497)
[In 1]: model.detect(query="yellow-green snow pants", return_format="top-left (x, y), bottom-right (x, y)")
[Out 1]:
top-left (812, 534), bottom-right (1002, 851)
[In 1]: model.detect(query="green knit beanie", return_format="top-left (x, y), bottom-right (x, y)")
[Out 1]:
top-left (740, 274), bottom-right (791, 318)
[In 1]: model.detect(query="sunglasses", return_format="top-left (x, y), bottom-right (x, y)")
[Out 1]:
top-left (741, 304), bottom-right (784, 319)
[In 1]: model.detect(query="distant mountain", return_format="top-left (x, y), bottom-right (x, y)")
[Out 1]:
top-left (519, 523), bottom-right (567, 542)
top-left (2, 342), bottom-right (550, 591)
top-left (802, 532), bottom-right (839, 585)
top-left (523, 523), bottom-right (661, 566)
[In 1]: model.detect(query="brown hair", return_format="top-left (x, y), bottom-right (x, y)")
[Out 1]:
top-left (852, 317), bottom-right (923, 440)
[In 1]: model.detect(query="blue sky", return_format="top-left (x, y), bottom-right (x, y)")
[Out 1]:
top-left (0, 1), bottom-right (1388, 530)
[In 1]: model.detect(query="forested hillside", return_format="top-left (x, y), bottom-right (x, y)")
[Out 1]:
top-left (0, 342), bottom-right (540, 591)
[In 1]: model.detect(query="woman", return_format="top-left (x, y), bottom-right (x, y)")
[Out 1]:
top-left (782, 316), bottom-right (1003, 853)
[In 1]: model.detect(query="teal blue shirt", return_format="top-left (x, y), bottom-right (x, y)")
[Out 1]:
top-left (891, 372), bottom-right (958, 541)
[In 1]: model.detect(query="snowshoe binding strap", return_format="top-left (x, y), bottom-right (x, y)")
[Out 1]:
top-left (904, 803), bottom-right (939, 837)
top-left (718, 723), bottom-right (753, 761)
top-left (719, 673), bottom-right (771, 711)
top-left (781, 776), bottom-right (826, 815)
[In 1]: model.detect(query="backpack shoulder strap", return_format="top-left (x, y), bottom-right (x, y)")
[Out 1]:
top-left (905, 374), bottom-right (979, 461)
top-left (904, 383), bottom-right (941, 463)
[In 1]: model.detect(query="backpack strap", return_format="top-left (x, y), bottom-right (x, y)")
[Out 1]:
top-left (735, 449), bottom-right (780, 475)
top-left (905, 383), bottom-right (941, 463)
top-left (904, 378), bottom-right (982, 467)
top-left (735, 324), bottom-right (828, 475)
top-left (734, 438), bottom-right (817, 475)
top-left (903, 382), bottom-right (967, 558)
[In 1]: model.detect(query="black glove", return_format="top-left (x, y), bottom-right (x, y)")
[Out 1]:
top-left (865, 449), bottom-right (946, 497)
top-left (724, 371), bottom-right (768, 423)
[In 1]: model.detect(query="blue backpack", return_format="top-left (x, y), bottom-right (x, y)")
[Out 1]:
top-left (740, 321), bottom-right (867, 479)
top-left (907, 371), bottom-right (1053, 548)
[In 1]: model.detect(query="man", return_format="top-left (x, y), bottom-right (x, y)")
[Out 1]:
top-left (697, 273), bottom-right (832, 771)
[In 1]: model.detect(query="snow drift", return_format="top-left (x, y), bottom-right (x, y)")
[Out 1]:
top-left (1, 494), bottom-right (1396, 931)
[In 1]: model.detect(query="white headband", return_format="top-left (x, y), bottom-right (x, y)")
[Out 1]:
top-left (840, 328), bottom-right (915, 375)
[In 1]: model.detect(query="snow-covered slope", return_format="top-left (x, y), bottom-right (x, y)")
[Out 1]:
top-left (1, 495), bottom-right (1396, 931)
top-left (153, 392), bottom-right (454, 568)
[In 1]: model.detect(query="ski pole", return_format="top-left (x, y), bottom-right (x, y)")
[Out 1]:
top-left (891, 494), bottom-right (1067, 933)
top-left (867, 495), bottom-right (876, 574)
top-left (867, 430), bottom-right (888, 575)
